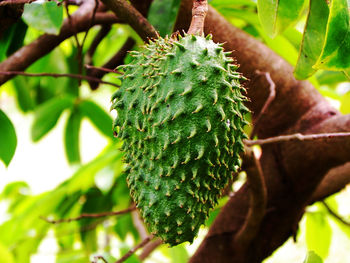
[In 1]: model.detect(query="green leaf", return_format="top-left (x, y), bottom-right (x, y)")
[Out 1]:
top-left (316, 70), bottom-right (349, 86)
top-left (340, 92), bottom-right (350, 114)
top-left (0, 242), bottom-right (15, 263)
top-left (305, 212), bottom-right (332, 259)
top-left (294, 0), bottom-right (330, 79)
top-left (0, 25), bottom-right (15, 61)
top-left (257, 0), bottom-right (306, 38)
top-left (6, 19), bottom-right (28, 57)
top-left (12, 76), bottom-right (35, 112)
top-left (56, 250), bottom-right (89, 263)
top-left (79, 100), bottom-right (113, 138)
top-left (314, 0), bottom-right (350, 70)
top-left (0, 19), bottom-right (26, 60)
top-left (169, 245), bottom-right (189, 263)
top-left (258, 28), bottom-right (299, 65)
top-left (31, 96), bottom-right (74, 142)
top-left (147, 0), bottom-right (182, 37)
top-left (114, 213), bottom-right (139, 241)
top-left (64, 108), bottom-right (82, 164)
top-left (1, 181), bottom-right (29, 200)
top-left (0, 110), bottom-right (17, 167)
top-left (303, 251), bottom-right (323, 263)
top-left (22, 2), bottom-right (63, 34)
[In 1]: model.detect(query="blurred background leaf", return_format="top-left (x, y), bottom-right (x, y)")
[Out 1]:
top-left (257, 0), bottom-right (306, 38)
top-left (0, 110), bottom-right (17, 166)
top-left (303, 251), bottom-right (323, 263)
top-left (31, 95), bottom-right (74, 142)
top-left (147, 0), bottom-right (182, 37)
top-left (22, 2), bottom-right (63, 35)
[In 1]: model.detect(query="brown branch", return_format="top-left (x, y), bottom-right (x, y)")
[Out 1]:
top-left (322, 201), bottom-right (350, 227)
top-left (76, 0), bottom-right (99, 79)
top-left (251, 70), bottom-right (276, 138)
top-left (100, 0), bottom-right (158, 41)
top-left (81, 0), bottom-right (99, 50)
top-left (41, 206), bottom-right (136, 224)
top-left (0, 0), bottom-right (35, 6)
top-left (139, 239), bottom-right (163, 261)
top-left (311, 162), bottom-right (350, 202)
top-left (115, 235), bottom-right (153, 263)
top-left (131, 209), bottom-right (148, 240)
top-left (85, 64), bottom-right (119, 74)
top-left (244, 132), bottom-right (350, 146)
top-left (93, 255), bottom-right (109, 263)
top-left (0, 71), bottom-right (120, 87)
top-left (234, 147), bottom-right (267, 250)
top-left (0, 0), bottom-right (120, 86)
top-left (187, 0), bottom-right (208, 35)
top-left (87, 37), bottom-right (135, 90)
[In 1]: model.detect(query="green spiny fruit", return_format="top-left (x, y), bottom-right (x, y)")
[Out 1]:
top-left (111, 34), bottom-right (248, 246)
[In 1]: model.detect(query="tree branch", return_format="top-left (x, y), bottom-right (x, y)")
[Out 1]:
top-left (251, 70), bottom-right (276, 138)
top-left (115, 236), bottom-right (153, 263)
top-left (87, 37), bottom-right (135, 90)
top-left (244, 132), bottom-right (350, 146)
top-left (234, 147), bottom-right (267, 251)
top-left (311, 162), bottom-right (350, 202)
top-left (93, 255), bottom-right (109, 263)
top-left (139, 239), bottom-right (163, 261)
top-left (0, 71), bottom-right (120, 87)
top-left (0, 1), bottom-right (120, 86)
top-left (0, 0), bottom-right (35, 6)
top-left (100, 0), bottom-right (157, 41)
top-left (322, 201), bottom-right (350, 226)
top-left (41, 206), bottom-right (136, 224)
top-left (85, 64), bottom-right (120, 74)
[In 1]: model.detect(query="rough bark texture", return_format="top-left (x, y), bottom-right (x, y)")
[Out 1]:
top-left (100, 0), bottom-right (157, 40)
top-left (174, 1), bottom-right (350, 262)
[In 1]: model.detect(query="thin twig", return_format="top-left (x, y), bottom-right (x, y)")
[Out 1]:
top-left (187, 0), bottom-right (208, 35)
top-left (64, 0), bottom-right (83, 84)
top-left (86, 37), bottom-right (135, 90)
top-left (93, 255), bottom-right (109, 263)
top-left (0, 71), bottom-right (119, 87)
top-left (132, 209), bottom-right (148, 240)
top-left (234, 147), bottom-right (267, 249)
top-left (322, 201), bottom-right (350, 227)
top-left (81, 0), bottom-right (99, 50)
top-left (0, 0), bottom-right (35, 6)
top-left (41, 206), bottom-right (136, 224)
top-left (79, 0), bottom-right (99, 77)
top-left (0, 0), bottom-right (120, 86)
top-left (251, 70), bottom-right (276, 138)
top-left (100, 0), bottom-right (158, 41)
top-left (244, 132), bottom-right (350, 146)
top-left (115, 235), bottom-right (153, 263)
top-left (139, 239), bottom-right (163, 260)
top-left (85, 64), bottom-right (120, 74)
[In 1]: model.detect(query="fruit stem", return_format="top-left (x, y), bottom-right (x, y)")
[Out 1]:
top-left (187, 0), bottom-right (208, 35)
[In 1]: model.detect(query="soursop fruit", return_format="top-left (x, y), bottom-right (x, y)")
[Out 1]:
top-left (111, 34), bottom-right (248, 246)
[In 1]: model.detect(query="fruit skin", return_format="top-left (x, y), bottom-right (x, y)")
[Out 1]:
top-left (111, 34), bottom-right (248, 246)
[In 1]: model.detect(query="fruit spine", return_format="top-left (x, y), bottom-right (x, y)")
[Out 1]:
top-left (111, 34), bottom-right (248, 246)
